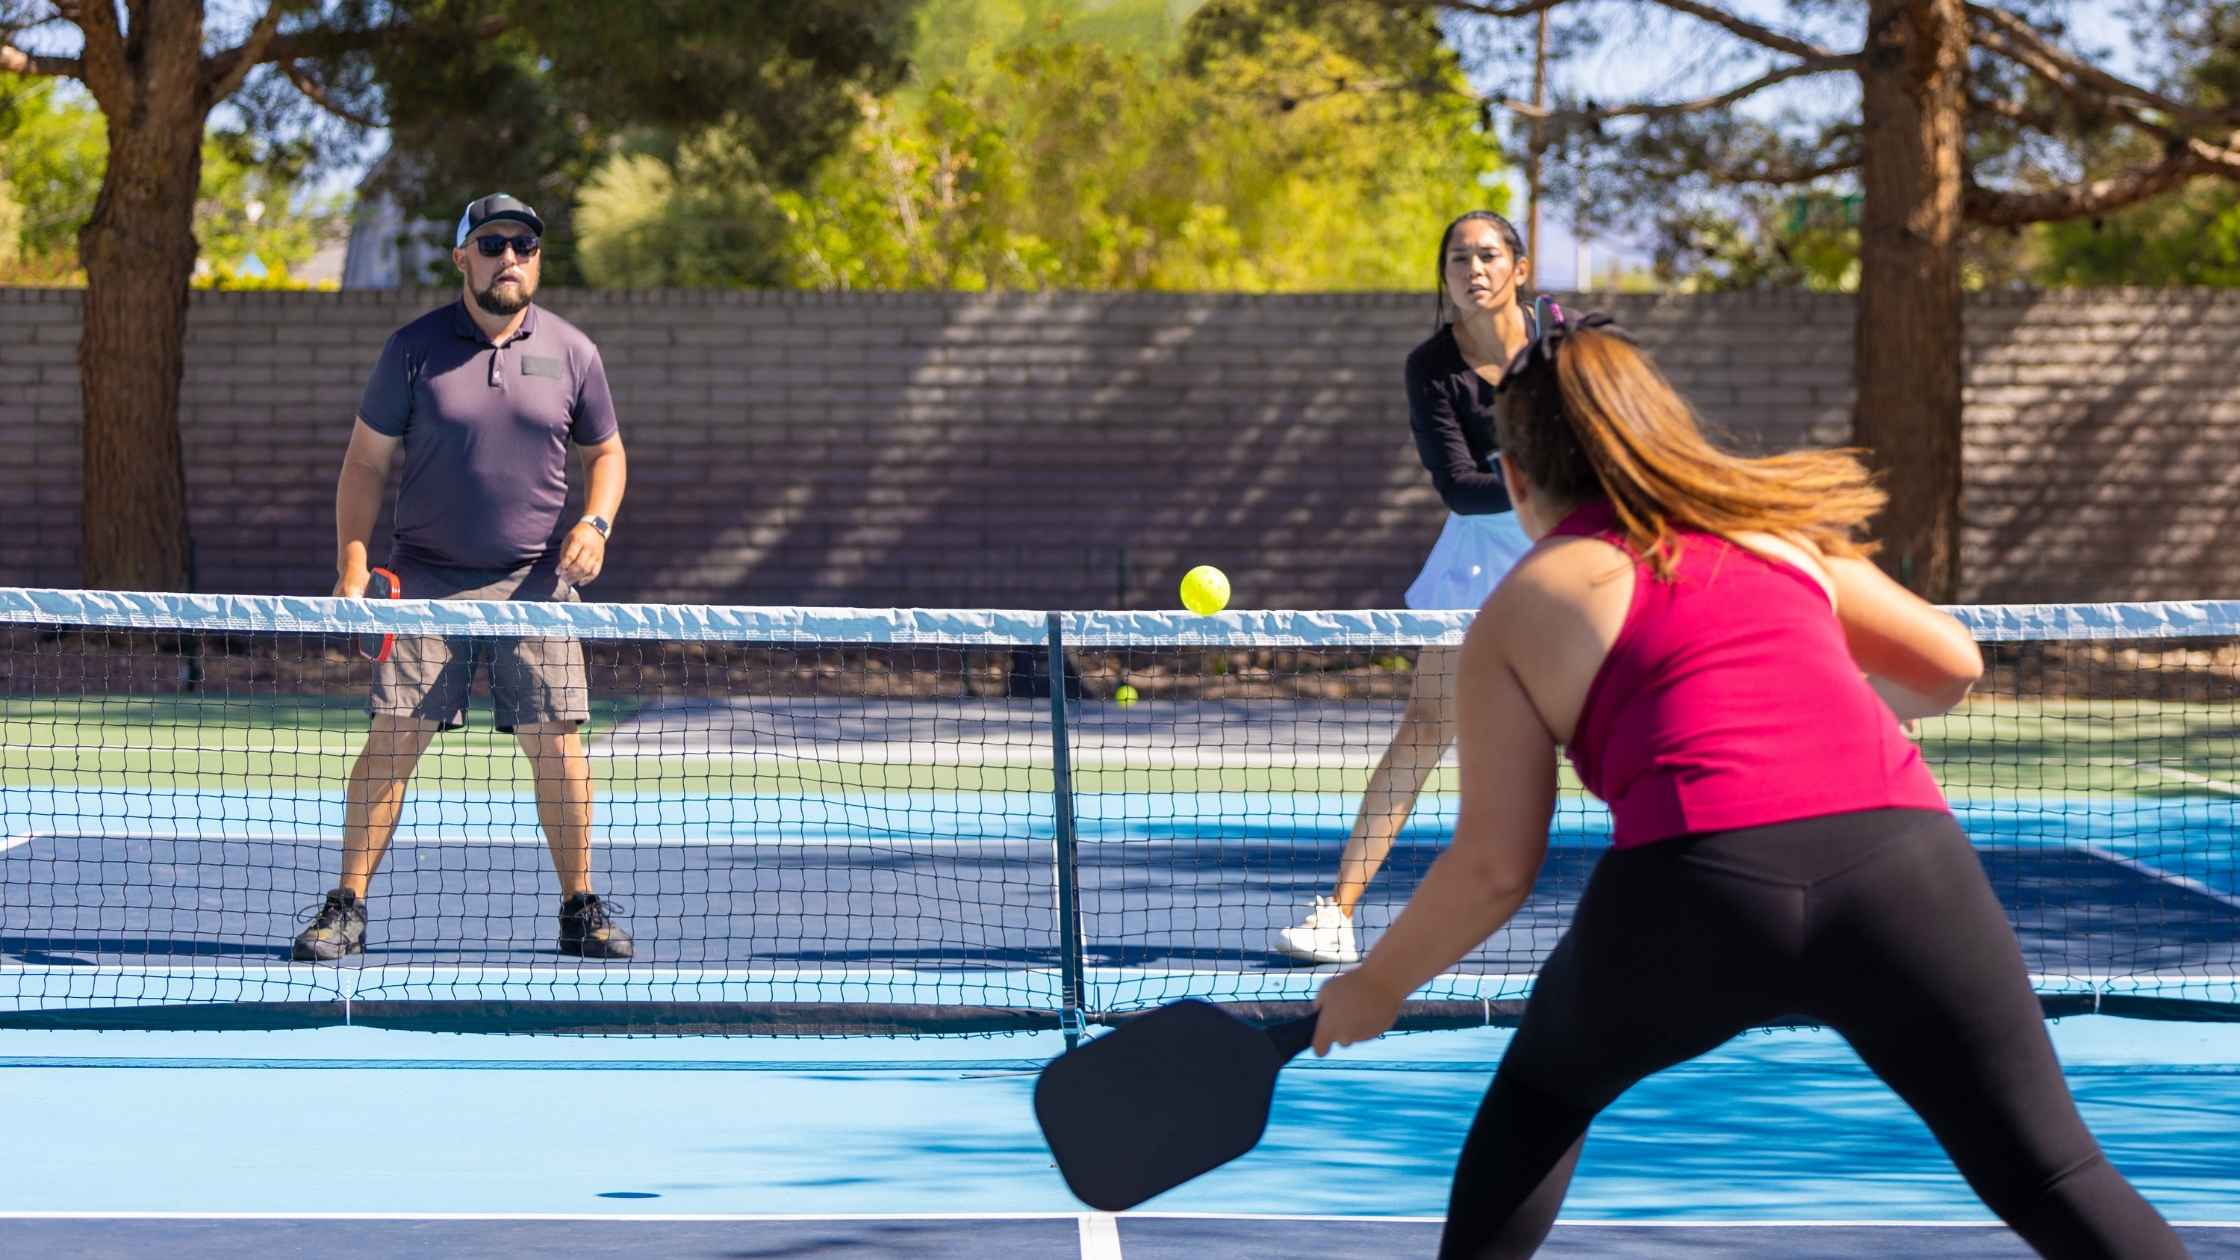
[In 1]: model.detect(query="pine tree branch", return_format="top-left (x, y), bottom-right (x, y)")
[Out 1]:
top-left (1643, 0), bottom-right (1846, 63)
top-left (1422, 0), bottom-right (1844, 61)
top-left (276, 57), bottom-right (380, 127)
top-left (1498, 55), bottom-right (1855, 122)
top-left (1967, 2), bottom-right (2240, 130)
top-left (1625, 144), bottom-right (1861, 187)
top-left (203, 12), bottom-right (508, 90)
top-left (1965, 135), bottom-right (2240, 226)
top-left (1402, 0), bottom-right (1577, 19)
top-left (199, 12), bottom-right (508, 124)
top-left (0, 38), bottom-right (79, 77)
top-left (201, 0), bottom-right (292, 104)
top-left (1724, 152), bottom-right (1862, 185)
top-left (1969, 92), bottom-right (2068, 134)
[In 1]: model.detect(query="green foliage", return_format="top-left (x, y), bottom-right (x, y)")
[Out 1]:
top-left (1651, 191), bottom-right (1860, 293)
top-left (196, 131), bottom-right (347, 289)
top-left (578, 0), bottom-right (1504, 290)
top-left (361, 0), bottom-right (919, 285)
top-left (0, 79), bottom-right (105, 276)
top-left (2024, 3), bottom-right (2240, 286)
top-left (0, 80), bottom-right (342, 288)
top-left (908, 0), bottom-right (1204, 86)
top-left (191, 261), bottom-right (340, 292)
top-left (2034, 187), bottom-right (2240, 286)
top-left (574, 134), bottom-right (794, 288)
top-left (0, 180), bottom-right (18, 268)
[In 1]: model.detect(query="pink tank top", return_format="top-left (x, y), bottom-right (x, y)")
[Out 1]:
top-left (1549, 499), bottom-right (1949, 848)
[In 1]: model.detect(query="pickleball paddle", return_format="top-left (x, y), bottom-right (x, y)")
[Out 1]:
top-left (1034, 1000), bottom-right (1318, 1211)
top-left (357, 566), bottom-right (400, 661)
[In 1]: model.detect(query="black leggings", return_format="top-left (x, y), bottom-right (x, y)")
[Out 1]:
top-left (1440, 808), bottom-right (2186, 1259)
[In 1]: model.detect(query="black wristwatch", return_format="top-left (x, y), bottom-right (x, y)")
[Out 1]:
top-left (578, 514), bottom-right (611, 540)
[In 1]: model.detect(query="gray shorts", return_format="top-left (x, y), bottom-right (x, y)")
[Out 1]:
top-left (369, 561), bottom-right (590, 733)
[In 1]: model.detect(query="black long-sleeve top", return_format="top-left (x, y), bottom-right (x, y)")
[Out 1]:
top-left (1404, 325), bottom-right (1514, 516)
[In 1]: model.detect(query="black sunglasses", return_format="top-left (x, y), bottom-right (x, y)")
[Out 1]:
top-left (472, 233), bottom-right (541, 259)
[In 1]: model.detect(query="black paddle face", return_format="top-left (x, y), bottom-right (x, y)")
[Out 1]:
top-left (1035, 1001), bottom-right (1317, 1211)
top-left (358, 567), bottom-right (398, 661)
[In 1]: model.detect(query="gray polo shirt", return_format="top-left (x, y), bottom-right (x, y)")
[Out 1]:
top-left (358, 301), bottom-right (619, 571)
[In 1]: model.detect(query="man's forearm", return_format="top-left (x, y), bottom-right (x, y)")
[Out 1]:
top-left (335, 463), bottom-right (386, 574)
top-left (580, 444), bottom-right (627, 524)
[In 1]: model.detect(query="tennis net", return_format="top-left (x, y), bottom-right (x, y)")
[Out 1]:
top-left (1, 588), bottom-right (2234, 1035)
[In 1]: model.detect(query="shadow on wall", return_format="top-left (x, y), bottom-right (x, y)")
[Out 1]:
top-left (15, 288), bottom-right (2240, 606)
top-left (1963, 291), bottom-right (2240, 604)
top-left (587, 289), bottom-right (1848, 614)
top-left (589, 291), bottom-right (1446, 612)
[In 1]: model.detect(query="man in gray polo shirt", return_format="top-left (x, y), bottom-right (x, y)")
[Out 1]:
top-left (294, 193), bottom-right (634, 962)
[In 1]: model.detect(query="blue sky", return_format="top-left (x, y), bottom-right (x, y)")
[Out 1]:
top-left (1481, 1), bottom-right (2143, 286)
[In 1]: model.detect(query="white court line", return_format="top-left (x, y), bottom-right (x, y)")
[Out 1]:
top-left (1079, 1211), bottom-right (1124, 1259)
top-left (592, 748), bottom-right (1400, 770)
top-left (0, 1210), bottom-right (1087, 1222)
top-left (6, 961), bottom-right (2229, 985)
top-left (1118, 1214), bottom-right (2240, 1227)
top-left (2084, 845), bottom-right (2240, 912)
top-left (0, 831), bottom-right (1053, 848)
top-left (0, 1210), bottom-right (2229, 1228)
top-left (1, 738), bottom-right (1404, 769)
top-left (13, 832), bottom-right (1504, 848)
top-left (2135, 764), bottom-right (2240, 797)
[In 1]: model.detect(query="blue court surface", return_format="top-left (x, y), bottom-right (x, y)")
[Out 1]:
top-left (4, 788), bottom-right (2238, 1255)
top-left (0, 1017), bottom-right (2236, 1257)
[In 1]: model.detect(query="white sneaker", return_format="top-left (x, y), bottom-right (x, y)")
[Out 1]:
top-left (1273, 896), bottom-right (1359, 965)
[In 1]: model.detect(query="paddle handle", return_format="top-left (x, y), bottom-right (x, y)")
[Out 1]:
top-left (1265, 1011), bottom-right (1320, 1062)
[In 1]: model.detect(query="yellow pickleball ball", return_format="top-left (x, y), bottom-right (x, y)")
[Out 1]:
top-left (1180, 565), bottom-right (1230, 615)
top-left (1114, 684), bottom-right (1140, 706)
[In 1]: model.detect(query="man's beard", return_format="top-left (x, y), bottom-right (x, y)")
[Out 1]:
top-left (473, 276), bottom-right (533, 316)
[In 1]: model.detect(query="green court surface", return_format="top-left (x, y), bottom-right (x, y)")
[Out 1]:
top-left (6, 692), bottom-right (2235, 798)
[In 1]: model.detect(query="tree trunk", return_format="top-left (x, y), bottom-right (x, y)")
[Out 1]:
top-left (1853, 0), bottom-right (1967, 601)
top-left (77, 71), bottom-right (207, 590)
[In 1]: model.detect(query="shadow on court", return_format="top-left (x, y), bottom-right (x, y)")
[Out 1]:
top-left (2, 818), bottom-right (2234, 983)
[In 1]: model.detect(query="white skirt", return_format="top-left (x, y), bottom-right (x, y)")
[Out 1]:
top-left (1404, 511), bottom-right (1535, 610)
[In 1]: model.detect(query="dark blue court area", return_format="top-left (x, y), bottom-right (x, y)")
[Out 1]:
top-left (2, 828), bottom-right (2233, 978)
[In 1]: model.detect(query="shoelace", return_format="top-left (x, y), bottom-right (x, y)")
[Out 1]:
top-left (570, 896), bottom-right (625, 929)
top-left (300, 896), bottom-right (358, 932)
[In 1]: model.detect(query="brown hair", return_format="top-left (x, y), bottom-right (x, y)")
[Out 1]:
top-left (1494, 323), bottom-right (1885, 578)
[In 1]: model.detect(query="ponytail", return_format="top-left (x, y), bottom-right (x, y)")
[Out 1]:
top-left (1494, 319), bottom-right (1885, 577)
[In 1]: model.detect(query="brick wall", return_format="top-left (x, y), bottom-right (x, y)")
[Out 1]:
top-left (1960, 291), bottom-right (2240, 603)
top-left (1, 286), bottom-right (2234, 606)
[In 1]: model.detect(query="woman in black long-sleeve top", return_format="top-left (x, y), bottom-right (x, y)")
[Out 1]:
top-left (1275, 211), bottom-right (1546, 966)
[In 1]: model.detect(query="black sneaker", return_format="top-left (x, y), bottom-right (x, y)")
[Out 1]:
top-left (292, 888), bottom-right (367, 962)
top-left (558, 892), bottom-right (635, 960)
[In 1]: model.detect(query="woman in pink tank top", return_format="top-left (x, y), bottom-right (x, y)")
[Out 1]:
top-left (1308, 315), bottom-right (2185, 1259)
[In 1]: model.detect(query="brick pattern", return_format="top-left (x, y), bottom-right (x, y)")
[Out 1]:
top-left (1961, 291), bottom-right (2240, 603)
top-left (0, 287), bottom-right (2231, 607)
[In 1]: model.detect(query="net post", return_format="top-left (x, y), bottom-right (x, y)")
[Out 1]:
top-left (1046, 612), bottom-right (1089, 1048)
